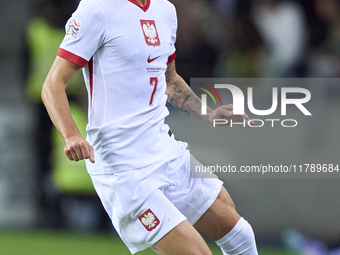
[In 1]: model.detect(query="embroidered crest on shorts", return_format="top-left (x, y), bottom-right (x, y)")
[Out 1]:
top-left (140, 20), bottom-right (161, 46)
top-left (138, 209), bottom-right (160, 231)
top-left (67, 19), bottom-right (81, 39)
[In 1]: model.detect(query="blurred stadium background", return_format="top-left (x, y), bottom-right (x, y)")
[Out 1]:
top-left (1, 0), bottom-right (340, 254)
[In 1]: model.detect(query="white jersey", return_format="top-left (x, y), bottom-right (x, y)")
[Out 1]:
top-left (58, 0), bottom-right (185, 173)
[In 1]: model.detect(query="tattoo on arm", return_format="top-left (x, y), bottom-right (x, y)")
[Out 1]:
top-left (166, 63), bottom-right (202, 119)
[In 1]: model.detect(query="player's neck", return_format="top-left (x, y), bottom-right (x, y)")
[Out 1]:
top-left (135, 0), bottom-right (148, 7)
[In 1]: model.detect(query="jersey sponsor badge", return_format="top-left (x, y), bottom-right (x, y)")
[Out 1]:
top-left (140, 20), bottom-right (161, 46)
top-left (66, 19), bottom-right (81, 39)
top-left (138, 209), bottom-right (160, 231)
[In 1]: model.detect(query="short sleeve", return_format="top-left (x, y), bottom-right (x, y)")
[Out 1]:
top-left (168, 7), bottom-right (178, 63)
top-left (57, 1), bottom-right (106, 67)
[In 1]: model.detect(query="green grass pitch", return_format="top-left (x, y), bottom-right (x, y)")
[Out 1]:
top-left (0, 231), bottom-right (296, 255)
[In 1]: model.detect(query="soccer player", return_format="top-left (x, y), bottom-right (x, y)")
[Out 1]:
top-left (41, 0), bottom-right (258, 254)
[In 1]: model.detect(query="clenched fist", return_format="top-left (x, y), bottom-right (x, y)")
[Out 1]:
top-left (64, 135), bottom-right (95, 163)
top-left (207, 104), bottom-right (254, 127)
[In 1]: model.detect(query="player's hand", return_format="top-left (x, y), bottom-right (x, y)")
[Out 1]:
top-left (207, 104), bottom-right (254, 127)
top-left (64, 135), bottom-right (95, 163)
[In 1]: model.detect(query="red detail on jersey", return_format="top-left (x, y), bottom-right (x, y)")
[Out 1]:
top-left (128, 0), bottom-right (150, 12)
top-left (149, 77), bottom-right (158, 106)
top-left (89, 58), bottom-right (94, 103)
top-left (57, 48), bottom-right (87, 68)
top-left (167, 52), bottom-right (177, 63)
top-left (138, 209), bottom-right (160, 231)
top-left (140, 20), bottom-right (161, 47)
top-left (147, 55), bottom-right (160, 63)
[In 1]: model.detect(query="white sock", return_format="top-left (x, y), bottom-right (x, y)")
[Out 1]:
top-left (215, 217), bottom-right (258, 255)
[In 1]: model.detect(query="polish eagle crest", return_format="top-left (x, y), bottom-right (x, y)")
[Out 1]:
top-left (141, 212), bottom-right (157, 228)
top-left (143, 23), bottom-right (158, 44)
top-left (140, 20), bottom-right (161, 46)
top-left (138, 209), bottom-right (160, 231)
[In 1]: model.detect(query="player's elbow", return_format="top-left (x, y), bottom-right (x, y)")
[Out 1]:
top-left (41, 80), bottom-right (59, 105)
top-left (41, 82), bottom-right (48, 104)
top-left (41, 80), bottom-right (53, 104)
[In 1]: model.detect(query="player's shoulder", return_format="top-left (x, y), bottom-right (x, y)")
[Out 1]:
top-left (79, 0), bottom-right (121, 12)
top-left (74, 0), bottom-right (107, 19)
top-left (78, 0), bottom-right (102, 7)
top-left (153, 0), bottom-right (176, 18)
top-left (79, 0), bottom-right (125, 14)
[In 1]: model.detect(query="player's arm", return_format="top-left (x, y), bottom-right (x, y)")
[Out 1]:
top-left (165, 60), bottom-right (211, 121)
top-left (41, 56), bottom-right (95, 163)
top-left (165, 60), bottom-right (253, 125)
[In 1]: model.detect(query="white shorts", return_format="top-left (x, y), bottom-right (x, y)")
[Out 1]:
top-left (90, 149), bottom-right (223, 254)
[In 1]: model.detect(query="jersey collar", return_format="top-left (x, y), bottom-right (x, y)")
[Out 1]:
top-left (128, 0), bottom-right (150, 12)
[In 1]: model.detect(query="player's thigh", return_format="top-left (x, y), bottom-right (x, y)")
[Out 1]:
top-left (194, 186), bottom-right (241, 240)
top-left (154, 220), bottom-right (212, 255)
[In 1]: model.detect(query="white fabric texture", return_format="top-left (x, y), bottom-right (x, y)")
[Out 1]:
top-left (216, 217), bottom-right (258, 255)
top-left (90, 149), bottom-right (223, 254)
top-left (58, 0), bottom-right (181, 173)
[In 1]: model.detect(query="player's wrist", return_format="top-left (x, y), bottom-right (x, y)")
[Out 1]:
top-left (203, 107), bottom-right (214, 123)
top-left (63, 131), bottom-right (83, 143)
